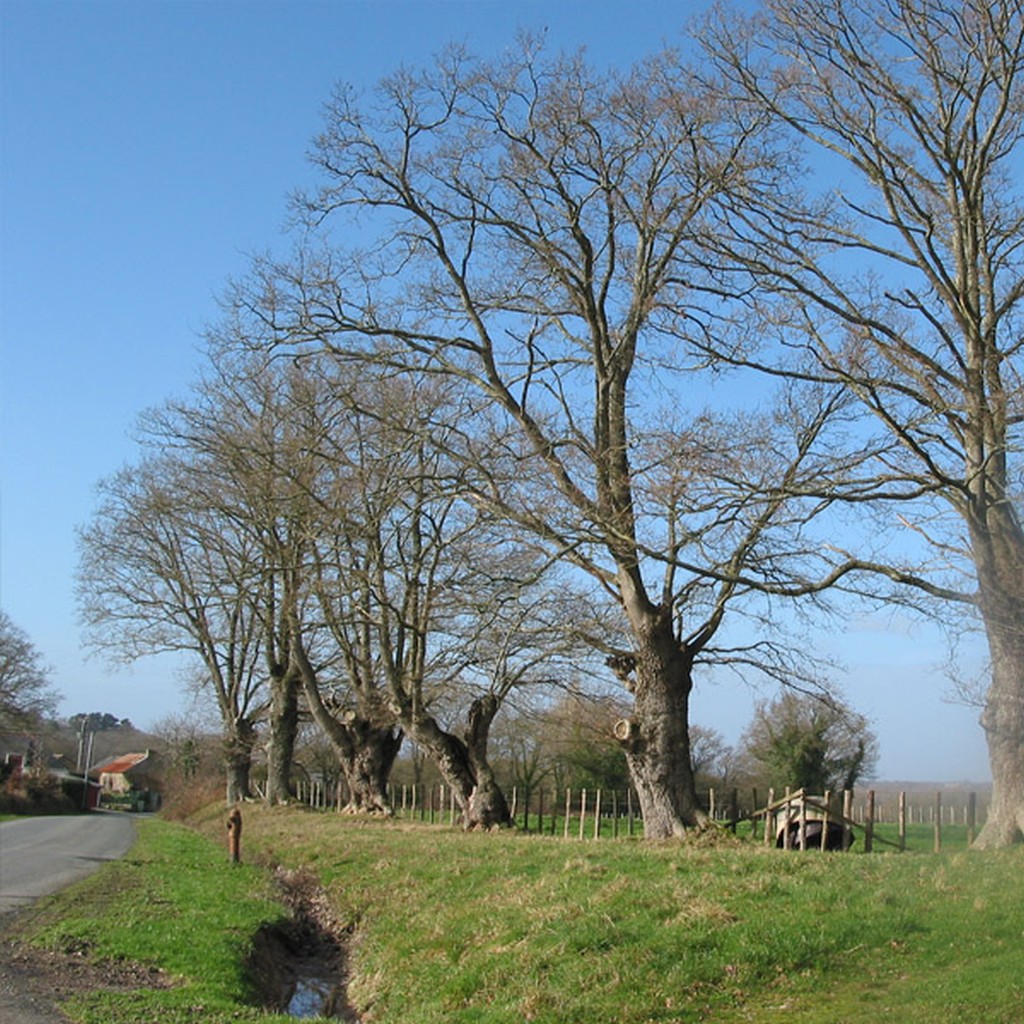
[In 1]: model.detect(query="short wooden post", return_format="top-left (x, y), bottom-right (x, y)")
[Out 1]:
top-left (764, 787), bottom-right (775, 847)
top-left (579, 789), bottom-right (588, 840)
top-left (934, 791), bottom-right (942, 852)
top-left (226, 807), bottom-right (242, 864)
top-left (799, 792), bottom-right (808, 850)
top-left (593, 789), bottom-right (602, 840)
top-left (967, 792), bottom-right (977, 845)
top-left (564, 788), bottom-right (571, 839)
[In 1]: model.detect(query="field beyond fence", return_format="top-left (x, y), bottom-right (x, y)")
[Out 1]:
top-left (287, 779), bottom-right (989, 852)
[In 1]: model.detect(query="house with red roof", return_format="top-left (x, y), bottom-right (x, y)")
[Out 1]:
top-left (93, 750), bottom-right (161, 810)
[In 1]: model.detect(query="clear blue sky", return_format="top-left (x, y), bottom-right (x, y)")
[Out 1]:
top-left (0, 0), bottom-right (990, 782)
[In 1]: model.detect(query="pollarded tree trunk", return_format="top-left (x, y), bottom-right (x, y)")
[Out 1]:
top-left (295, 655), bottom-right (402, 815)
top-left (464, 767), bottom-right (511, 830)
top-left (224, 717), bottom-right (257, 805)
top-left (612, 608), bottom-right (708, 839)
top-left (464, 694), bottom-right (512, 830)
top-left (336, 720), bottom-right (403, 814)
top-left (404, 703), bottom-right (512, 830)
top-left (265, 668), bottom-right (300, 806)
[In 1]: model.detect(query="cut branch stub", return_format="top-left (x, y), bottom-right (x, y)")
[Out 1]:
top-left (614, 718), bottom-right (639, 743)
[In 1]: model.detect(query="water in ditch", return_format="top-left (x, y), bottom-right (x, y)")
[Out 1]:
top-left (282, 951), bottom-right (348, 1019)
top-left (249, 919), bottom-right (355, 1020)
top-left (247, 869), bottom-right (356, 1021)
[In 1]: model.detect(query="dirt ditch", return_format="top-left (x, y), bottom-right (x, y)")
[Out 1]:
top-left (247, 867), bottom-right (358, 1021)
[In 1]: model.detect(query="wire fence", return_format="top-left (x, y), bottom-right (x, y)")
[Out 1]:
top-left (291, 779), bottom-right (989, 851)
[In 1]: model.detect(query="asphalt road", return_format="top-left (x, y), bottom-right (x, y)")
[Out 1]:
top-left (0, 813), bottom-right (137, 914)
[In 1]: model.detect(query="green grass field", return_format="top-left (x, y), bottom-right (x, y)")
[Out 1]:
top-left (13, 807), bottom-right (1024, 1023)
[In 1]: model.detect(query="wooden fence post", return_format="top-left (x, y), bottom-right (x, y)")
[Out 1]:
top-left (934, 791), bottom-right (942, 852)
top-left (782, 788), bottom-right (793, 850)
top-left (820, 790), bottom-right (832, 852)
top-left (593, 789), bottom-right (602, 840)
top-left (564, 789), bottom-right (571, 839)
top-left (579, 789), bottom-right (588, 840)
top-left (898, 791), bottom-right (907, 852)
top-left (967, 792), bottom-right (977, 845)
top-left (764, 788), bottom-right (775, 847)
top-left (864, 790), bottom-right (875, 853)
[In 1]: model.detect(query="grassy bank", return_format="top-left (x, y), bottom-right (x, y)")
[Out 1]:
top-left (13, 817), bottom-right (297, 1024)
top-left (14, 806), bottom-right (1024, 1023)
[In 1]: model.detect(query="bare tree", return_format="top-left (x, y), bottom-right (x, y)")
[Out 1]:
top-left (77, 456), bottom-right (266, 804)
top-left (703, 0), bottom-right (1024, 845)
top-left (0, 610), bottom-right (58, 729)
top-left (152, 358), bottom-right (319, 806)
top-left (239, 42), bottom-right (867, 836)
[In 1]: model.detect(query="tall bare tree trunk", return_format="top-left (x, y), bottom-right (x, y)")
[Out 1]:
top-left (225, 717), bottom-right (257, 805)
top-left (971, 511), bottom-right (1024, 847)
top-left (977, 649), bottom-right (1024, 848)
top-left (265, 669), bottom-right (300, 805)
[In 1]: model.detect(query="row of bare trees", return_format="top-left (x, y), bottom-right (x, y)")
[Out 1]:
top-left (79, 0), bottom-right (1024, 845)
top-left (78, 356), bottom-right (592, 826)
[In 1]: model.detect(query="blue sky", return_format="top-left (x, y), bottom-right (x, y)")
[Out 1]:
top-left (0, 0), bottom-right (990, 782)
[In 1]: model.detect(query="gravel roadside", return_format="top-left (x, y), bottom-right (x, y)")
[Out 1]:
top-left (0, 930), bottom-right (79, 1024)
top-left (0, 913), bottom-right (171, 1024)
